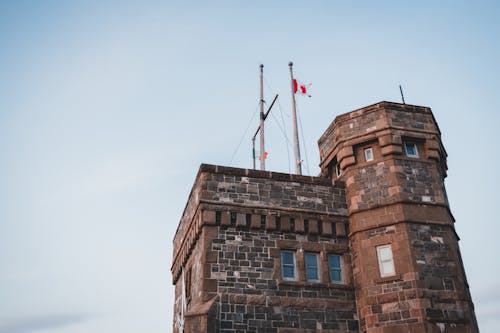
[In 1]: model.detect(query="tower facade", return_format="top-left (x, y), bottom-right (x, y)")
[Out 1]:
top-left (318, 102), bottom-right (478, 332)
top-left (172, 101), bottom-right (478, 333)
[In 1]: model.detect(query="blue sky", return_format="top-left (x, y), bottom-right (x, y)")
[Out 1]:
top-left (0, 1), bottom-right (499, 332)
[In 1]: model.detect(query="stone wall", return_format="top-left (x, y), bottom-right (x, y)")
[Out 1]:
top-left (211, 224), bottom-right (358, 332)
top-left (199, 165), bottom-right (347, 214)
top-left (172, 101), bottom-right (478, 333)
top-left (317, 101), bottom-right (478, 333)
top-left (172, 165), bottom-right (354, 333)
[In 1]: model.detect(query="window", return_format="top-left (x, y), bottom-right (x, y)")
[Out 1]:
top-left (305, 252), bottom-right (320, 281)
top-left (335, 164), bottom-right (342, 177)
top-left (376, 245), bottom-right (396, 277)
top-left (443, 278), bottom-right (455, 291)
top-left (281, 251), bottom-right (296, 280)
top-left (404, 143), bottom-right (418, 158)
top-left (364, 148), bottom-right (374, 162)
top-left (328, 254), bottom-right (343, 283)
top-left (185, 267), bottom-right (192, 304)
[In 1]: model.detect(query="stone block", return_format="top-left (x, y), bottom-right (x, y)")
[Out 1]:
top-left (202, 210), bottom-right (216, 225)
top-left (322, 221), bottom-right (332, 236)
top-left (236, 213), bottom-right (246, 227)
top-left (338, 145), bottom-right (354, 161)
top-left (203, 278), bottom-right (218, 292)
top-left (280, 216), bottom-right (291, 232)
top-left (340, 156), bottom-right (356, 169)
top-left (336, 222), bottom-right (346, 236)
top-left (250, 214), bottom-right (261, 229)
top-left (381, 144), bottom-right (403, 156)
top-left (308, 220), bottom-right (319, 234)
top-left (266, 215), bottom-right (276, 230)
top-left (221, 211), bottom-right (231, 226)
top-left (295, 218), bottom-right (305, 233)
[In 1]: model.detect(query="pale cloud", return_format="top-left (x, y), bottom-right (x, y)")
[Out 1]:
top-left (0, 313), bottom-right (92, 333)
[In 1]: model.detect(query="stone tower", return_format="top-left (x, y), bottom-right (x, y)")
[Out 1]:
top-left (318, 102), bottom-right (478, 332)
top-left (172, 101), bottom-right (478, 333)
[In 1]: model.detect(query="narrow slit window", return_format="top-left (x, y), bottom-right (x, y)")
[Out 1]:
top-left (185, 268), bottom-right (192, 304)
top-left (335, 163), bottom-right (342, 177)
top-left (305, 252), bottom-right (320, 281)
top-left (376, 245), bottom-right (396, 277)
top-left (260, 215), bottom-right (266, 229)
top-left (281, 251), bottom-right (296, 280)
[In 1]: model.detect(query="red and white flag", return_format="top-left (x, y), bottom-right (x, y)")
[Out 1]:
top-left (293, 79), bottom-right (311, 97)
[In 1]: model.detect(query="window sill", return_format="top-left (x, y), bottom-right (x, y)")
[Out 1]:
top-left (374, 274), bottom-right (402, 284)
top-left (278, 279), bottom-right (353, 290)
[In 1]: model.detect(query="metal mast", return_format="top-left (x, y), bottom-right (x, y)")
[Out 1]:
top-left (252, 94), bottom-right (278, 170)
top-left (259, 64), bottom-right (265, 170)
top-left (399, 84), bottom-right (406, 104)
top-left (289, 61), bottom-right (302, 175)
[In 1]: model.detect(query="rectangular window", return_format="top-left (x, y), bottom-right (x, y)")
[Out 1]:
top-left (376, 245), bottom-right (396, 277)
top-left (443, 278), bottom-right (455, 291)
top-left (260, 215), bottom-right (266, 229)
top-left (305, 252), bottom-right (319, 281)
top-left (281, 251), bottom-right (296, 280)
top-left (364, 148), bottom-right (374, 162)
top-left (404, 143), bottom-right (418, 158)
top-left (185, 268), bottom-right (192, 304)
top-left (335, 164), bottom-right (342, 177)
top-left (328, 254), bottom-right (343, 283)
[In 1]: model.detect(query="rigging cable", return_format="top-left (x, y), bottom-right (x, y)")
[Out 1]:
top-left (296, 104), bottom-right (311, 176)
top-left (264, 77), bottom-right (292, 174)
top-left (275, 97), bottom-right (292, 174)
top-left (228, 101), bottom-right (261, 166)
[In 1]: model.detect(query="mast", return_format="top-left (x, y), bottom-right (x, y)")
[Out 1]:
top-left (289, 61), bottom-right (302, 175)
top-left (252, 138), bottom-right (256, 170)
top-left (252, 94), bottom-right (278, 170)
top-left (259, 64), bottom-right (265, 170)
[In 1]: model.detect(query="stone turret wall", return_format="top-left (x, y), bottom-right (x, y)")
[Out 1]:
top-left (317, 102), bottom-right (478, 333)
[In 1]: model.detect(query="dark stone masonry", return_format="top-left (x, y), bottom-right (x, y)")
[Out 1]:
top-left (172, 101), bottom-right (478, 333)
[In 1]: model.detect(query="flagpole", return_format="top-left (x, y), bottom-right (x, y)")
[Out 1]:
top-left (289, 61), bottom-right (302, 175)
top-left (252, 137), bottom-right (256, 170)
top-left (259, 64), bottom-right (265, 171)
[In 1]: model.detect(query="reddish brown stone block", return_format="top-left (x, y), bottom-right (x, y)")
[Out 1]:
top-left (250, 214), bottom-right (260, 229)
top-left (295, 218), bottom-right (305, 233)
top-left (202, 210), bottom-right (216, 225)
top-left (281, 216), bottom-right (291, 231)
top-left (322, 221), bottom-right (332, 236)
top-left (266, 215), bottom-right (276, 230)
top-left (336, 222), bottom-right (346, 236)
top-left (220, 211), bottom-right (231, 226)
top-left (309, 219), bottom-right (319, 234)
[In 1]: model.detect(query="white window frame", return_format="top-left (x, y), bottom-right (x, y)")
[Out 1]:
top-left (404, 143), bottom-right (419, 158)
top-left (335, 164), bottom-right (342, 177)
top-left (305, 252), bottom-right (320, 282)
top-left (364, 147), bottom-right (374, 162)
top-left (376, 245), bottom-right (396, 277)
top-left (327, 254), bottom-right (343, 283)
top-left (281, 250), bottom-right (297, 281)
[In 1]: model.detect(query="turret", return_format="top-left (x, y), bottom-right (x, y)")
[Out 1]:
top-left (318, 102), bottom-right (478, 333)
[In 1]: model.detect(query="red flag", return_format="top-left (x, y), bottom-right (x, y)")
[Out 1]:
top-left (259, 151), bottom-right (269, 161)
top-left (293, 79), bottom-right (311, 97)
